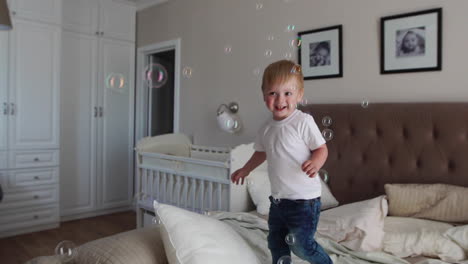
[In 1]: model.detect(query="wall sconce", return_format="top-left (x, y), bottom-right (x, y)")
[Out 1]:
top-left (0, 0), bottom-right (12, 30)
top-left (217, 102), bottom-right (242, 133)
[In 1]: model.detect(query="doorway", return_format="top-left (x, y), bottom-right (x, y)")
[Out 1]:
top-left (147, 50), bottom-right (175, 136)
top-left (135, 39), bottom-right (181, 143)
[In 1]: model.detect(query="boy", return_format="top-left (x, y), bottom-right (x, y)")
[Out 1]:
top-left (231, 60), bottom-right (332, 264)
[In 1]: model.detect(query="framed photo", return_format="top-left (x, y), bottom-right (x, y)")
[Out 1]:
top-left (381, 8), bottom-right (442, 74)
top-left (298, 25), bottom-right (343, 80)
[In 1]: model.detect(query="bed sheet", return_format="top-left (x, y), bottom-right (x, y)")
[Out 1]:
top-left (210, 211), bottom-right (467, 264)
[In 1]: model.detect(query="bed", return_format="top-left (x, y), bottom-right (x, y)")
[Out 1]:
top-left (27, 103), bottom-right (468, 264)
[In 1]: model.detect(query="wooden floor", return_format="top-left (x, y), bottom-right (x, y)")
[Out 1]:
top-left (0, 211), bottom-right (136, 264)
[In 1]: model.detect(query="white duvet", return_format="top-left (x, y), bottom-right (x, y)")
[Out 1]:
top-left (210, 211), bottom-right (468, 264)
top-left (210, 211), bottom-right (405, 264)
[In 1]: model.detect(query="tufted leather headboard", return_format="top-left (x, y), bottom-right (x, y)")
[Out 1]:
top-left (300, 103), bottom-right (468, 205)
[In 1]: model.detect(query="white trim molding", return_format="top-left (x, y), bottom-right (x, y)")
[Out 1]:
top-left (135, 38), bottom-right (181, 143)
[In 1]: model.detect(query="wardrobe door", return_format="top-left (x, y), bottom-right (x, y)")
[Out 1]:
top-left (8, 19), bottom-right (60, 150)
top-left (62, 0), bottom-right (98, 35)
top-left (0, 32), bottom-right (8, 152)
top-left (98, 0), bottom-right (135, 42)
top-left (8, 0), bottom-right (62, 25)
top-left (60, 31), bottom-right (98, 217)
top-left (98, 37), bottom-right (134, 209)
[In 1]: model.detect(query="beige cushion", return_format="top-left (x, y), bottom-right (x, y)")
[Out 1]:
top-left (26, 227), bottom-right (168, 264)
top-left (385, 183), bottom-right (468, 223)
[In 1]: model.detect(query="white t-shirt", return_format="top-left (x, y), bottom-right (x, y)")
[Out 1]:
top-left (254, 109), bottom-right (326, 200)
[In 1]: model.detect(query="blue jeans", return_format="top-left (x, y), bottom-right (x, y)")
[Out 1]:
top-left (267, 196), bottom-right (333, 264)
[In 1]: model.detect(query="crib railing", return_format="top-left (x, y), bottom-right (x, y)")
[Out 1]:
top-left (136, 146), bottom-right (231, 228)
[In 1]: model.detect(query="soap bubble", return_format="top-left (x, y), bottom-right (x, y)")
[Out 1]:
top-left (290, 37), bottom-right (302, 47)
top-left (277, 255), bottom-right (292, 264)
top-left (152, 216), bottom-right (162, 225)
top-left (182, 67), bottom-right (193, 78)
top-left (285, 24), bottom-right (295, 32)
top-left (290, 65), bottom-right (301, 74)
top-left (285, 233), bottom-right (296, 245)
top-left (105, 73), bottom-right (126, 90)
top-left (361, 100), bottom-right (369, 108)
top-left (55, 240), bottom-right (77, 263)
top-left (265, 49), bottom-right (273, 57)
top-left (284, 52), bottom-right (293, 59)
top-left (144, 63), bottom-right (168, 89)
top-left (202, 210), bottom-right (210, 216)
top-left (318, 169), bottom-right (329, 183)
top-left (267, 35), bottom-right (275, 41)
top-left (298, 98), bottom-right (308, 106)
top-left (256, 3), bottom-right (263, 10)
top-left (322, 128), bottom-right (334, 141)
top-left (224, 45), bottom-right (232, 54)
top-left (322, 116), bottom-right (332, 127)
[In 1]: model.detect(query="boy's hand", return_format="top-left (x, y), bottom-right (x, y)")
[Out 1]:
top-left (302, 160), bottom-right (319, 178)
top-left (231, 168), bottom-right (249, 185)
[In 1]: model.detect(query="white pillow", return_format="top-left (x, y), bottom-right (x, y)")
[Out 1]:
top-left (383, 218), bottom-right (466, 262)
top-left (246, 170), bottom-right (271, 215)
top-left (230, 143), bottom-right (267, 172)
top-left (317, 195), bottom-right (388, 252)
top-left (246, 169), bottom-right (339, 215)
top-left (444, 225), bottom-right (468, 251)
top-left (155, 201), bottom-right (260, 264)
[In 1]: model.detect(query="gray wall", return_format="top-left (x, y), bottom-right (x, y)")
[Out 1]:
top-left (137, 0), bottom-right (468, 147)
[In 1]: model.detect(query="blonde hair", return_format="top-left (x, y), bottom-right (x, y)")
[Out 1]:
top-left (261, 60), bottom-right (304, 93)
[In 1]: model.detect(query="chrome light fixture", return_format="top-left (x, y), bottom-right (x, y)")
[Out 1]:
top-left (216, 102), bottom-right (242, 133)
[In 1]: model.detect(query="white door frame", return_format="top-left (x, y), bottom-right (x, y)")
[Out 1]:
top-left (135, 38), bottom-right (180, 144)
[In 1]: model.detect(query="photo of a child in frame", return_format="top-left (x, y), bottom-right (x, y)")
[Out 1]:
top-left (309, 41), bottom-right (331, 67)
top-left (396, 27), bottom-right (426, 57)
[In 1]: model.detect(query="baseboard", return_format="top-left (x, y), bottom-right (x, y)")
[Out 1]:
top-left (0, 223), bottom-right (59, 239)
top-left (60, 206), bottom-right (132, 222)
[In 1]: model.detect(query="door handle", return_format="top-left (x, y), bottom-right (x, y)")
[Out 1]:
top-left (3, 103), bottom-right (8, 115)
top-left (10, 103), bottom-right (14, 115)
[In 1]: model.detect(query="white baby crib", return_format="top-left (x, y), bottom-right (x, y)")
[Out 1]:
top-left (135, 133), bottom-right (232, 228)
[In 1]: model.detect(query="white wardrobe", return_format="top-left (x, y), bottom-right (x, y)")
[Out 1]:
top-left (0, 0), bottom-right (62, 238)
top-left (60, 0), bottom-right (136, 221)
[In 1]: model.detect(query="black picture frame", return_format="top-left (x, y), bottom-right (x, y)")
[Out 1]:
top-left (298, 25), bottom-right (343, 80)
top-left (381, 8), bottom-right (442, 74)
